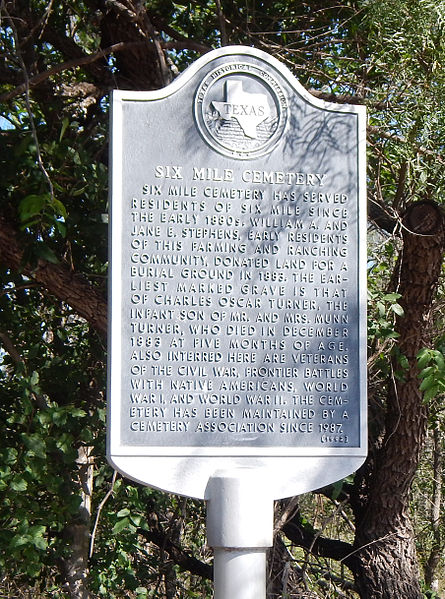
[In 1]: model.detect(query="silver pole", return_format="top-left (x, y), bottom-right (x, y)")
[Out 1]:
top-left (206, 470), bottom-right (274, 599)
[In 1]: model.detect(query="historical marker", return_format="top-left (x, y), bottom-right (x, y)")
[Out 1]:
top-left (108, 46), bottom-right (367, 500)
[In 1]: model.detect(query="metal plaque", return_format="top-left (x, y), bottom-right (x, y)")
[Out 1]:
top-left (108, 46), bottom-right (367, 499)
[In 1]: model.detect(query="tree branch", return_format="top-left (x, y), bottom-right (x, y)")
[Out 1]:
top-left (161, 40), bottom-right (212, 55)
top-left (367, 125), bottom-right (444, 163)
top-left (278, 499), bottom-right (356, 568)
top-left (0, 41), bottom-right (140, 103)
top-left (282, 518), bottom-right (355, 568)
top-left (0, 331), bottom-right (24, 366)
top-left (138, 526), bottom-right (213, 580)
top-left (90, 470), bottom-right (117, 558)
top-left (150, 14), bottom-right (212, 53)
top-left (0, 35), bottom-right (208, 104)
top-left (0, 217), bottom-right (107, 336)
top-left (215, 0), bottom-right (228, 46)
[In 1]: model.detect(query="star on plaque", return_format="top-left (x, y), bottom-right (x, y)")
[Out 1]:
top-left (212, 80), bottom-right (270, 139)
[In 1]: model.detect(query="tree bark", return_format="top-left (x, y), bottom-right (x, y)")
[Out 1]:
top-left (95, 0), bottom-right (172, 90)
top-left (424, 426), bottom-right (443, 592)
top-left (0, 217), bottom-right (107, 336)
top-left (63, 446), bottom-right (94, 599)
top-left (351, 201), bottom-right (445, 599)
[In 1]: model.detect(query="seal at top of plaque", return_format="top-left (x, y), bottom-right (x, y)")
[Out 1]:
top-left (194, 61), bottom-right (288, 159)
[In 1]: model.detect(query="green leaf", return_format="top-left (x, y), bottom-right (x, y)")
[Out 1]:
top-left (116, 508), bottom-right (131, 518)
top-left (71, 185), bottom-right (88, 197)
top-left (2, 447), bottom-right (18, 465)
top-left (34, 243), bottom-right (59, 264)
top-left (10, 533), bottom-right (28, 548)
top-left (112, 517), bottom-right (131, 535)
top-left (390, 303), bottom-right (404, 316)
top-left (376, 301), bottom-right (386, 316)
top-left (59, 117), bottom-right (70, 141)
top-left (50, 407), bottom-right (68, 426)
top-left (397, 353), bottom-right (409, 370)
top-left (433, 352), bottom-right (445, 370)
top-left (417, 348), bottom-right (432, 370)
top-left (419, 366), bottom-right (435, 379)
top-left (25, 561), bottom-right (42, 578)
top-left (55, 220), bottom-right (67, 237)
top-left (22, 434), bottom-right (47, 458)
top-left (10, 475), bottom-right (28, 492)
top-left (29, 525), bottom-right (47, 550)
top-left (52, 198), bottom-right (67, 220)
top-left (383, 293), bottom-right (401, 301)
top-left (423, 385), bottom-right (440, 403)
top-left (33, 535), bottom-right (48, 551)
top-left (130, 514), bottom-right (142, 526)
top-left (71, 408), bottom-right (87, 418)
top-left (419, 376), bottom-right (435, 392)
top-left (18, 194), bottom-right (47, 222)
top-left (330, 479), bottom-right (344, 500)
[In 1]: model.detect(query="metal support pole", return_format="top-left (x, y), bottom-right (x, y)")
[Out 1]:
top-left (205, 470), bottom-right (274, 599)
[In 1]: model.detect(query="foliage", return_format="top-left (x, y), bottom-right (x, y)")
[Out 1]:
top-left (417, 348), bottom-right (445, 404)
top-left (0, 287), bottom-right (96, 582)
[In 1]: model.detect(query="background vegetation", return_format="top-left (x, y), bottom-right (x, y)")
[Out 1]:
top-left (0, 1), bottom-right (444, 598)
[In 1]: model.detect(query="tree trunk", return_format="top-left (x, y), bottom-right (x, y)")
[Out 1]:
top-left (354, 514), bottom-right (422, 599)
top-left (351, 201), bottom-right (445, 599)
top-left (63, 446), bottom-right (94, 599)
top-left (424, 426), bottom-right (443, 592)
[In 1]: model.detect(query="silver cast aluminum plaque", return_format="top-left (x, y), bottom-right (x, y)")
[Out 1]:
top-left (108, 46), bottom-right (367, 499)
